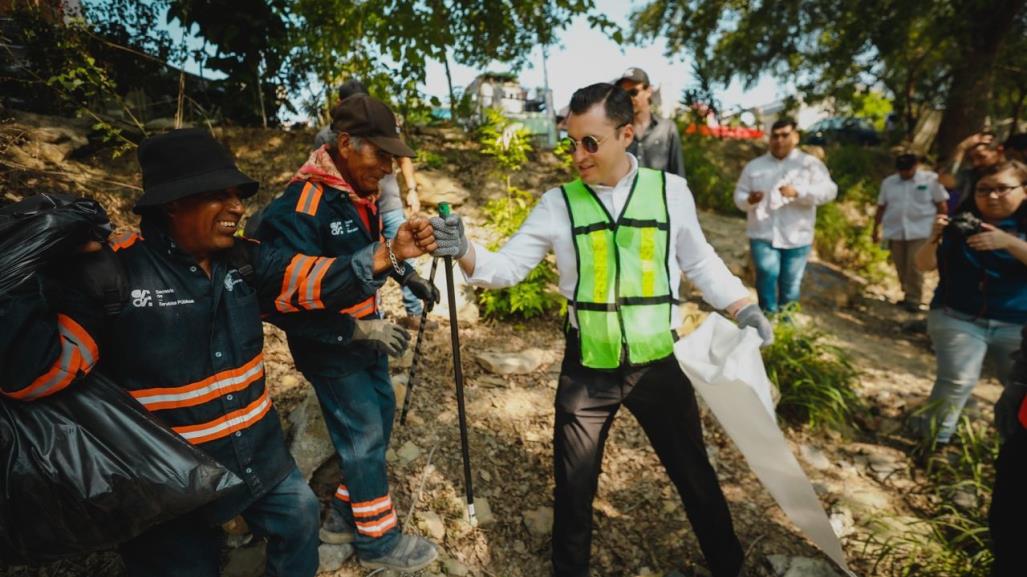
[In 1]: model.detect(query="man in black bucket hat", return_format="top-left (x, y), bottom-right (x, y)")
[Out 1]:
top-left (0, 128), bottom-right (440, 576)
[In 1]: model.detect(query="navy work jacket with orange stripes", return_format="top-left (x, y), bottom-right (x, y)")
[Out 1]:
top-left (0, 217), bottom-right (388, 523)
top-left (257, 179), bottom-right (411, 377)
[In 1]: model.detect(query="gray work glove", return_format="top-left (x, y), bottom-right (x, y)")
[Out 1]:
top-left (429, 214), bottom-right (468, 259)
top-left (735, 303), bottom-right (774, 348)
top-left (351, 319), bottom-right (410, 358)
top-left (995, 382), bottom-right (1027, 441)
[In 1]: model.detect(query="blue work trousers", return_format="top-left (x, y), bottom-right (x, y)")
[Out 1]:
top-left (309, 354), bottom-right (400, 558)
top-left (120, 466), bottom-right (320, 577)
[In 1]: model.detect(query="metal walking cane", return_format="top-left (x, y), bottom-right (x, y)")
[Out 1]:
top-left (437, 202), bottom-right (477, 525)
top-left (399, 256), bottom-right (438, 425)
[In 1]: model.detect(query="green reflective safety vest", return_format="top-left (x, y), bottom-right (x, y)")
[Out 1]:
top-left (562, 167), bottom-right (675, 369)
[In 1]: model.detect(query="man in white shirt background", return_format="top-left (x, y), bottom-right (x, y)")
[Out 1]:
top-left (873, 153), bottom-right (949, 312)
top-left (430, 83), bottom-right (771, 577)
top-left (734, 118), bottom-right (838, 313)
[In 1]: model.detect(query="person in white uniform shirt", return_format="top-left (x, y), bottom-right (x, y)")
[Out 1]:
top-left (873, 153), bottom-right (949, 311)
top-left (734, 118), bottom-right (838, 313)
top-left (430, 83), bottom-right (771, 577)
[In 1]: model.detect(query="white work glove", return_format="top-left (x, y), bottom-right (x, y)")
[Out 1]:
top-left (735, 303), bottom-right (774, 348)
top-left (429, 214), bottom-right (468, 259)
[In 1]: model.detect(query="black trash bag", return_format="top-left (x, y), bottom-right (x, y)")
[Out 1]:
top-left (0, 372), bottom-right (243, 564)
top-left (0, 193), bottom-right (112, 296)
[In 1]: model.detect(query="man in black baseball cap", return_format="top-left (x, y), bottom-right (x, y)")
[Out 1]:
top-left (257, 94), bottom-right (442, 572)
top-left (615, 67), bottom-right (686, 177)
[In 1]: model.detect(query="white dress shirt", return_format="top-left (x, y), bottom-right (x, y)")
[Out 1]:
top-left (733, 149), bottom-right (838, 249)
top-left (877, 170), bottom-right (948, 240)
top-left (465, 155), bottom-right (749, 329)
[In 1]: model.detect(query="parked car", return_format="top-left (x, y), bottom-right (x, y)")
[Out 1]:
top-left (802, 117), bottom-right (881, 146)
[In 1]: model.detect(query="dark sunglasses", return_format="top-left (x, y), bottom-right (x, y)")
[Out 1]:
top-left (561, 123), bottom-right (628, 154)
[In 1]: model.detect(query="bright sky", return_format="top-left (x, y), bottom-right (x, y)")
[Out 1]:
top-left (421, 0), bottom-right (788, 118)
top-left (160, 0), bottom-right (791, 123)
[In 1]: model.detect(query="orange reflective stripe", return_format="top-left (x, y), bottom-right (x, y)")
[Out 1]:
top-left (110, 231), bottom-right (142, 251)
top-left (355, 511), bottom-right (397, 538)
top-left (172, 388), bottom-right (273, 445)
top-left (296, 256), bottom-right (335, 310)
top-left (1019, 393), bottom-right (1027, 429)
top-left (5, 315), bottom-right (98, 401)
top-left (352, 495), bottom-right (392, 518)
top-left (334, 485), bottom-right (351, 503)
top-left (340, 295), bottom-right (376, 319)
top-left (130, 354), bottom-right (264, 411)
top-left (276, 255), bottom-right (315, 313)
top-left (295, 182), bottom-right (323, 216)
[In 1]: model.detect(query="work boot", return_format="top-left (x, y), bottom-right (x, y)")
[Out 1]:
top-left (319, 508), bottom-right (355, 544)
top-left (358, 533), bottom-right (438, 572)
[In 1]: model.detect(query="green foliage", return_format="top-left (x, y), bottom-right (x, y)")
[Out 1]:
top-left (862, 419), bottom-right (997, 577)
top-left (415, 149), bottom-right (446, 170)
top-left (477, 187), bottom-right (563, 320)
top-left (475, 113), bottom-right (562, 320)
top-left (824, 145), bottom-right (891, 205)
top-left (477, 109), bottom-right (532, 176)
top-left (680, 135), bottom-right (737, 214)
top-left (814, 203), bottom-right (890, 283)
top-left (762, 315), bottom-right (862, 432)
top-left (812, 145), bottom-right (892, 281)
top-left (630, 0), bottom-right (1027, 156)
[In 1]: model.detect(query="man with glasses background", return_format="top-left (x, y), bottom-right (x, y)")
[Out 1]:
top-left (734, 118), bottom-right (838, 314)
top-left (615, 67), bottom-right (686, 177)
top-left (429, 83), bottom-right (772, 577)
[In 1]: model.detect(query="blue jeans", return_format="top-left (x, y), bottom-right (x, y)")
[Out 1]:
top-left (309, 354), bottom-right (399, 558)
top-left (922, 309), bottom-right (1022, 443)
top-left (120, 467), bottom-right (320, 577)
top-left (381, 208), bottom-right (423, 316)
top-left (749, 240), bottom-right (812, 313)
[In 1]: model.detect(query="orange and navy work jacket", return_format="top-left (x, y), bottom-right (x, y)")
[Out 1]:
top-left (0, 218), bottom-right (387, 521)
top-left (257, 179), bottom-right (412, 376)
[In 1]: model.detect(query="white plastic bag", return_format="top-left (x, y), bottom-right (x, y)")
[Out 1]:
top-left (675, 313), bottom-right (854, 576)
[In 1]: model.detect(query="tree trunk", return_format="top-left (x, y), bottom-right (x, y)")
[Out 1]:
top-left (443, 51), bottom-right (457, 122)
top-left (935, 0), bottom-right (1025, 160)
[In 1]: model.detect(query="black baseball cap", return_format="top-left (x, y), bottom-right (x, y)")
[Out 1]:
top-left (895, 153), bottom-right (918, 170)
top-left (616, 67), bottom-right (650, 87)
top-left (331, 94), bottom-right (415, 158)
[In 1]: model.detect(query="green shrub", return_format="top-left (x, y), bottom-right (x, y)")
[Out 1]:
top-left (862, 418), bottom-right (997, 577)
top-left (416, 149), bottom-right (445, 170)
top-left (682, 136), bottom-right (738, 214)
top-left (815, 202), bottom-right (891, 283)
top-left (824, 145), bottom-right (891, 204)
top-left (474, 111), bottom-right (563, 320)
top-left (763, 314), bottom-right (863, 431)
top-left (477, 187), bottom-right (563, 320)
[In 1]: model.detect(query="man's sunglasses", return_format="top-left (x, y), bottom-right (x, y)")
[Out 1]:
top-left (561, 123), bottom-right (628, 154)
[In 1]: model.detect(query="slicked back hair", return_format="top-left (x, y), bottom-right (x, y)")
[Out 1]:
top-left (568, 83), bottom-right (634, 128)
top-left (771, 117), bottom-right (798, 132)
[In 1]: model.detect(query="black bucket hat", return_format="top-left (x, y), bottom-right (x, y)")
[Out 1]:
top-left (133, 128), bottom-right (259, 214)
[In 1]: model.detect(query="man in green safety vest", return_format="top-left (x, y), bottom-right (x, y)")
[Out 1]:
top-left (431, 83), bottom-right (772, 577)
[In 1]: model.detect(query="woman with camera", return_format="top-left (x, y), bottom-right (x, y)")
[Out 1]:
top-left (914, 160), bottom-right (1027, 445)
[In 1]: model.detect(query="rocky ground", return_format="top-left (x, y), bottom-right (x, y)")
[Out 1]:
top-left (0, 112), bottom-right (1002, 577)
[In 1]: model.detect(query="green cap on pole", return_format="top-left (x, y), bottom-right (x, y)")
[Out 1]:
top-left (438, 202), bottom-right (451, 218)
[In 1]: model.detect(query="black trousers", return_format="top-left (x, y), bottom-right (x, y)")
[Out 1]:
top-left (989, 424), bottom-right (1027, 577)
top-left (551, 332), bottom-right (744, 577)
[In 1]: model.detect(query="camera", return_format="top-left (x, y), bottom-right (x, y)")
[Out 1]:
top-left (949, 212), bottom-right (983, 236)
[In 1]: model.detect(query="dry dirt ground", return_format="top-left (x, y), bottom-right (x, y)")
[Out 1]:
top-left (0, 113), bottom-right (1003, 577)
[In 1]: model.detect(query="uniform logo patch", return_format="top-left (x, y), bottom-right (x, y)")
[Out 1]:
top-left (131, 289), bottom-right (152, 307)
top-left (330, 220), bottom-right (360, 236)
